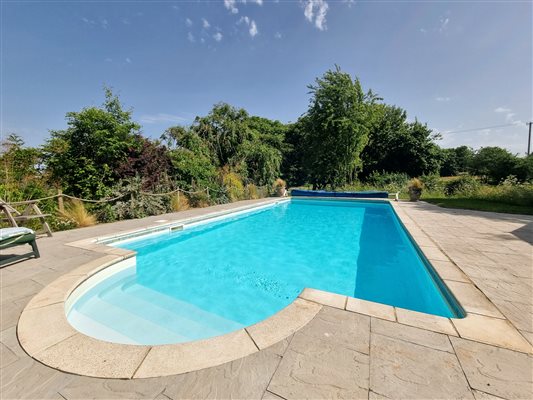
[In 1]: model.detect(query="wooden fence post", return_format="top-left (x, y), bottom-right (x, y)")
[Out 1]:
top-left (57, 189), bottom-right (64, 213)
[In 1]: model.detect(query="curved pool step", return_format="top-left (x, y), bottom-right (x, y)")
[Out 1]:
top-left (69, 295), bottom-right (188, 344)
top-left (98, 284), bottom-right (244, 340)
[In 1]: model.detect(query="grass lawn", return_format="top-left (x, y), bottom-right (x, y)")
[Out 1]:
top-left (422, 197), bottom-right (533, 216)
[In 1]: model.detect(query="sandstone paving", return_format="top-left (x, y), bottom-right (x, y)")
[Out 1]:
top-left (297, 305), bottom-right (370, 354)
top-left (267, 330), bottom-right (370, 399)
top-left (162, 339), bottom-right (288, 400)
top-left (451, 337), bottom-right (533, 400)
top-left (370, 317), bottom-right (454, 353)
top-left (369, 333), bottom-right (474, 399)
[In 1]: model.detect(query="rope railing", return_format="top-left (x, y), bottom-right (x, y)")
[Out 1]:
top-left (2, 184), bottom-right (270, 207)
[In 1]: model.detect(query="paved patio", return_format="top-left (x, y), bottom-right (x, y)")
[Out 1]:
top-left (1, 199), bottom-right (532, 399)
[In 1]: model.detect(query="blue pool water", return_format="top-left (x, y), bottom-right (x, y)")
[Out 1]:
top-left (67, 199), bottom-right (463, 345)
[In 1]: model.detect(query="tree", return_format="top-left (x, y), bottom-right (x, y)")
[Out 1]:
top-left (43, 89), bottom-right (140, 199)
top-left (163, 126), bottom-right (217, 188)
top-left (116, 135), bottom-right (172, 191)
top-left (0, 134), bottom-right (44, 202)
top-left (302, 66), bottom-right (372, 189)
top-left (471, 147), bottom-right (518, 183)
top-left (360, 104), bottom-right (441, 178)
top-left (192, 103), bottom-right (251, 167)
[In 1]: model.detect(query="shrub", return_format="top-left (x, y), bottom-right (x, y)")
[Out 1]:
top-left (245, 184), bottom-right (259, 200)
top-left (109, 177), bottom-right (167, 219)
top-left (367, 171), bottom-right (410, 193)
top-left (408, 178), bottom-right (423, 190)
top-left (420, 174), bottom-right (444, 192)
top-left (59, 199), bottom-right (97, 227)
top-left (170, 193), bottom-right (190, 211)
top-left (221, 171), bottom-right (245, 202)
top-left (272, 178), bottom-right (286, 197)
top-left (444, 175), bottom-right (480, 196)
top-left (188, 189), bottom-right (211, 208)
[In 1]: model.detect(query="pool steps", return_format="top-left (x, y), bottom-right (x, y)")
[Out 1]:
top-left (70, 280), bottom-right (244, 344)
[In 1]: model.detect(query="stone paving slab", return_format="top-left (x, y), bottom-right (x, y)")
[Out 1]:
top-left (451, 337), bottom-right (533, 399)
top-left (1, 199), bottom-right (532, 399)
top-left (369, 333), bottom-right (474, 399)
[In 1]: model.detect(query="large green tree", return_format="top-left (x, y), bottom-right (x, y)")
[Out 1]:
top-left (302, 66), bottom-right (373, 189)
top-left (471, 147), bottom-right (521, 183)
top-left (0, 134), bottom-right (44, 202)
top-left (43, 89), bottom-right (140, 199)
top-left (192, 102), bottom-right (251, 167)
top-left (361, 104), bottom-right (441, 177)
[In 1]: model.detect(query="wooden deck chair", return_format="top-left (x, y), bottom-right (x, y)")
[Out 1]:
top-left (0, 198), bottom-right (52, 237)
top-left (0, 227), bottom-right (40, 266)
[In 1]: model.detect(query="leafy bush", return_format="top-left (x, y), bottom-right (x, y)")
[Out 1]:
top-left (221, 170), bottom-right (245, 202)
top-left (245, 184), bottom-right (259, 200)
top-left (188, 189), bottom-right (211, 208)
top-left (444, 175), bottom-right (480, 196)
top-left (367, 171), bottom-right (410, 192)
top-left (471, 184), bottom-right (533, 207)
top-left (59, 199), bottom-right (97, 227)
top-left (420, 174), bottom-right (444, 192)
top-left (109, 177), bottom-right (168, 220)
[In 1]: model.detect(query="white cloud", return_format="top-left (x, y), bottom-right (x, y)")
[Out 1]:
top-left (140, 113), bottom-right (188, 124)
top-left (125, 57), bottom-right (131, 63)
top-left (438, 17), bottom-right (449, 33)
top-left (213, 32), bottom-right (223, 42)
top-left (104, 57), bottom-right (113, 62)
top-left (200, 38), bottom-right (205, 43)
top-left (303, 0), bottom-right (329, 31)
top-left (185, 18), bottom-right (193, 27)
top-left (224, 0), bottom-right (239, 14)
top-left (239, 16), bottom-right (258, 37)
top-left (187, 32), bottom-right (195, 42)
top-left (435, 96), bottom-right (451, 102)
top-left (494, 107), bottom-right (522, 125)
top-left (494, 107), bottom-right (511, 113)
top-left (202, 18), bottom-right (210, 29)
top-left (253, 0), bottom-right (263, 5)
top-left (239, 16), bottom-right (250, 25)
top-left (249, 20), bottom-right (258, 37)
top-left (100, 18), bottom-right (109, 29)
top-left (275, 32), bottom-right (282, 39)
top-left (121, 18), bottom-right (130, 25)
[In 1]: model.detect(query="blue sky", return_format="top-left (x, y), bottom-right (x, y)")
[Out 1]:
top-left (2, 0), bottom-right (532, 154)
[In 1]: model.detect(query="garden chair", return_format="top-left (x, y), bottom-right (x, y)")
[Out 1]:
top-left (0, 227), bottom-right (40, 266)
top-left (0, 198), bottom-right (52, 236)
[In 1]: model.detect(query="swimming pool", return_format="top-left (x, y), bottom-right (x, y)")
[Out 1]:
top-left (67, 199), bottom-right (464, 345)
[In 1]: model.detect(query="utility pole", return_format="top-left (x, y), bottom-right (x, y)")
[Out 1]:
top-left (527, 121), bottom-right (533, 156)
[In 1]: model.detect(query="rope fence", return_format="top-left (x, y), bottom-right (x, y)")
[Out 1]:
top-left (4, 184), bottom-right (271, 208)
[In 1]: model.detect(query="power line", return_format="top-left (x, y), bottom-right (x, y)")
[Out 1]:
top-left (443, 123), bottom-right (522, 134)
